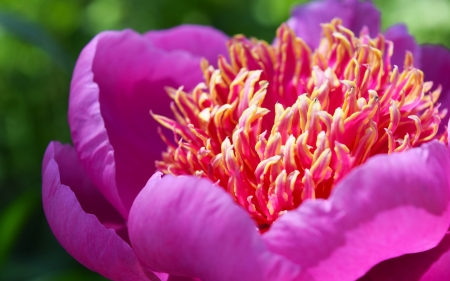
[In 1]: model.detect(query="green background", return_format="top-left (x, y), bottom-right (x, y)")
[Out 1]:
top-left (0, 0), bottom-right (449, 280)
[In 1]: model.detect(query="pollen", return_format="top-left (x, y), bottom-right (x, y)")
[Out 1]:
top-left (152, 19), bottom-right (445, 231)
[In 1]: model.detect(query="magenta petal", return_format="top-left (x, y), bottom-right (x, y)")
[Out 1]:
top-left (42, 141), bottom-right (125, 232)
top-left (69, 27), bottom-right (228, 216)
top-left (154, 273), bottom-right (198, 281)
top-left (128, 174), bottom-right (302, 281)
top-left (287, 0), bottom-right (380, 49)
top-left (42, 142), bottom-right (159, 281)
top-left (167, 276), bottom-right (199, 281)
top-left (144, 25), bottom-right (229, 66)
top-left (263, 141), bottom-right (450, 281)
top-left (365, 233), bottom-right (450, 281)
top-left (420, 45), bottom-right (450, 129)
top-left (384, 24), bottom-right (421, 70)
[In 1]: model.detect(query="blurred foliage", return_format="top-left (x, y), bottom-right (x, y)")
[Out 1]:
top-left (0, 0), bottom-right (449, 280)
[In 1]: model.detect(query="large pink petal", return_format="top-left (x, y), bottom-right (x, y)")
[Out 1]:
top-left (287, 0), bottom-right (380, 49)
top-left (263, 141), bottom-right (450, 281)
top-left (154, 272), bottom-right (199, 281)
top-left (144, 25), bottom-right (229, 65)
top-left (128, 174), bottom-right (303, 281)
top-left (42, 142), bottom-right (159, 281)
top-left (155, 273), bottom-right (198, 281)
top-left (384, 24), bottom-right (421, 70)
top-left (42, 141), bottom-right (124, 228)
top-left (69, 26), bottom-right (229, 217)
top-left (364, 232), bottom-right (450, 280)
top-left (420, 45), bottom-right (450, 130)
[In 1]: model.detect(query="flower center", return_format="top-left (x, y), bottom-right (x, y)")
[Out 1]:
top-left (152, 19), bottom-right (446, 231)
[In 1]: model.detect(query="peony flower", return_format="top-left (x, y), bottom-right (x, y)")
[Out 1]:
top-left (42, 0), bottom-right (450, 280)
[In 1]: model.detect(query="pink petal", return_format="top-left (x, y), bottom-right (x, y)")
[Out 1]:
top-left (144, 25), bottom-right (229, 65)
top-left (155, 273), bottom-right (199, 281)
top-left (42, 141), bottom-right (128, 240)
top-left (167, 276), bottom-right (199, 281)
top-left (287, 0), bottom-right (380, 49)
top-left (263, 141), bottom-right (450, 281)
top-left (420, 45), bottom-right (450, 130)
top-left (128, 174), bottom-right (302, 281)
top-left (364, 233), bottom-right (450, 281)
top-left (69, 26), bottom-right (228, 217)
top-left (384, 24), bottom-right (421, 70)
top-left (42, 141), bottom-right (159, 281)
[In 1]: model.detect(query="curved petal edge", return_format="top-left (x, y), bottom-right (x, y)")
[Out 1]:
top-left (264, 141), bottom-right (450, 281)
top-left (129, 174), bottom-right (304, 281)
top-left (42, 141), bottom-right (159, 281)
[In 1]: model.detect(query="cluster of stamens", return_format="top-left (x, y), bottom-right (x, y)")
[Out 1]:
top-left (152, 19), bottom-right (446, 231)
